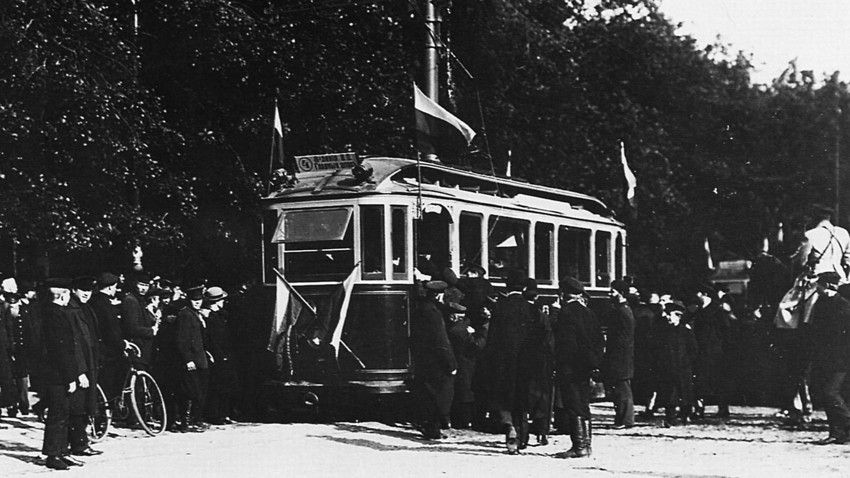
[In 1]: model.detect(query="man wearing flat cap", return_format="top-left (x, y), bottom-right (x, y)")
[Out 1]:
top-left (553, 276), bottom-right (603, 458)
top-left (89, 273), bottom-right (127, 404)
top-left (176, 286), bottom-right (209, 432)
top-left (809, 271), bottom-right (850, 444)
top-left (121, 271), bottom-right (157, 371)
top-left (410, 280), bottom-right (456, 440)
top-left (795, 204), bottom-right (850, 283)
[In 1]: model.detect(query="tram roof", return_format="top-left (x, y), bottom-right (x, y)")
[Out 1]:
top-left (264, 156), bottom-right (622, 224)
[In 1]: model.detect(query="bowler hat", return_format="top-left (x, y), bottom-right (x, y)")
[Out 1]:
top-left (447, 302), bottom-right (467, 313)
top-left (610, 279), bottom-right (630, 295)
top-left (131, 271), bottom-right (151, 285)
top-left (560, 276), bottom-right (585, 295)
top-left (463, 264), bottom-right (486, 276)
top-left (665, 300), bottom-right (686, 313)
top-left (204, 286), bottom-right (228, 302)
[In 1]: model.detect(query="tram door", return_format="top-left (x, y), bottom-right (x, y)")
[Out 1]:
top-left (414, 206), bottom-right (452, 278)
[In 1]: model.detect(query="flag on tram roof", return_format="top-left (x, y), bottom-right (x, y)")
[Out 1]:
top-left (329, 263), bottom-right (360, 359)
top-left (268, 99), bottom-right (286, 184)
top-left (414, 83), bottom-right (476, 158)
top-left (620, 141), bottom-right (637, 207)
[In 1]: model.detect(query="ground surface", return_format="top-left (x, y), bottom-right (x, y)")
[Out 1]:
top-left (1, 404), bottom-right (847, 477)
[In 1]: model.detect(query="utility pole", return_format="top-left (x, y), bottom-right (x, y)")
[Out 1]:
top-left (834, 71), bottom-right (842, 226)
top-left (422, 0), bottom-right (442, 163)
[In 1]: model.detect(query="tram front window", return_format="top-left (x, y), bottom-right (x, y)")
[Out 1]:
top-left (273, 207), bottom-right (355, 281)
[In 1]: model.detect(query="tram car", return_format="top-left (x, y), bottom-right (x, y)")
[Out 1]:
top-left (257, 152), bottom-right (627, 412)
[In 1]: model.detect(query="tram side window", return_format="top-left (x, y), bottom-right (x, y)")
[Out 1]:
top-left (276, 207), bottom-right (355, 282)
top-left (391, 207), bottom-right (407, 279)
top-left (488, 216), bottom-right (529, 280)
top-left (596, 231), bottom-right (612, 287)
top-left (535, 223), bottom-right (553, 283)
top-left (361, 206), bottom-right (385, 280)
top-left (415, 207), bottom-right (452, 278)
top-left (558, 226), bottom-right (590, 284)
top-left (459, 212), bottom-right (483, 274)
top-left (615, 233), bottom-right (624, 281)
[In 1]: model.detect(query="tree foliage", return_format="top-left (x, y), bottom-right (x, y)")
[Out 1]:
top-left (1, 0), bottom-right (849, 291)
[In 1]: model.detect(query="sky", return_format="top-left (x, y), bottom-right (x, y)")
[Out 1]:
top-left (657, 0), bottom-right (850, 85)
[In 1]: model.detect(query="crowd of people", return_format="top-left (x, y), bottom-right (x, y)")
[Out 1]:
top-left (409, 258), bottom-right (850, 458)
top-left (0, 270), bottom-right (241, 470)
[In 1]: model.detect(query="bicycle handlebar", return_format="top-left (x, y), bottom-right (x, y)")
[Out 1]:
top-left (125, 341), bottom-right (142, 359)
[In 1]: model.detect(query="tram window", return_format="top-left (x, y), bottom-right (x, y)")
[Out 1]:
top-left (558, 226), bottom-right (590, 284)
top-left (488, 216), bottom-right (529, 279)
top-left (361, 206), bottom-right (385, 280)
top-left (280, 207), bottom-right (354, 281)
top-left (615, 233), bottom-right (624, 280)
top-left (459, 212), bottom-right (483, 274)
top-left (391, 207), bottom-right (407, 279)
top-left (415, 207), bottom-right (452, 277)
top-left (596, 231), bottom-right (612, 287)
top-left (263, 209), bottom-right (280, 284)
top-left (535, 223), bottom-right (553, 283)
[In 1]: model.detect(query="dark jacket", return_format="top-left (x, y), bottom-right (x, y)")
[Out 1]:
top-left (553, 299), bottom-right (603, 379)
top-left (206, 307), bottom-right (238, 394)
top-left (89, 292), bottom-right (125, 362)
top-left (176, 306), bottom-right (209, 369)
top-left (603, 300), bottom-right (635, 382)
top-left (811, 292), bottom-right (850, 373)
top-left (41, 301), bottom-right (88, 387)
top-left (654, 321), bottom-right (698, 403)
top-left (445, 313), bottom-right (486, 404)
top-left (122, 292), bottom-right (156, 365)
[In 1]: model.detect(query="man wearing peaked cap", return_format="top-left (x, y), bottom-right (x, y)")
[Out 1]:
top-left (554, 275), bottom-right (603, 458)
top-left (95, 272), bottom-right (119, 289)
top-left (175, 284), bottom-right (209, 432)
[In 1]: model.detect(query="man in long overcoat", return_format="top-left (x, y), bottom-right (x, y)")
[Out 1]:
top-left (204, 286), bottom-right (239, 424)
top-left (89, 273), bottom-right (126, 403)
top-left (477, 269), bottom-right (534, 454)
top-left (553, 276), bottom-right (603, 458)
top-left (654, 300), bottom-right (698, 426)
top-left (176, 287), bottom-right (209, 432)
top-left (410, 280), bottom-right (456, 439)
top-left (692, 283), bottom-right (731, 419)
top-left (604, 279), bottom-right (635, 429)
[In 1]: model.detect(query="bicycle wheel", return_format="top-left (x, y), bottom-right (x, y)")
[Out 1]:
top-left (89, 384), bottom-right (112, 442)
top-left (130, 371), bottom-right (167, 436)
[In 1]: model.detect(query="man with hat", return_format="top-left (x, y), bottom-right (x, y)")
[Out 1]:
top-left (794, 204), bottom-right (850, 283)
top-left (553, 276), bottom-right (603, 458)
top-left (691, 282), bottom-right (732, 420)
top-left (809, 271), bottom-right (850, 444)
top-left (40, 278), bottom-right (89, 469)
top-left (604, 278), bottom-right (636, 430)
top-left (457, 264), bottom-right (494, 432)
top-left (65, 276), bottom-right (103, 457)
top-left (89, 272), bottom-right (127, 404)
top-left (654, 300), bottom-right (698, 427)
top-left (204, 286), bottom-right (239, 425)
top-left (477, 268), bottom-right (534, 454)
top-left (175, 286), bottom-right (209, 432)
top-left (410, 280), bottom-right (456, 439)
top-left (121, 271), bottom-right (158, 371)
top-left (444, 301), bottom-right (482, 430)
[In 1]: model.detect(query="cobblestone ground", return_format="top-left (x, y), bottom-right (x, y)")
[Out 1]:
top-left (0, 403), bottom-right (847, 477)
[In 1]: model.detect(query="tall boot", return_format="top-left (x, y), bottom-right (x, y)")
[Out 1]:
top-left (556, 416), bottom-right (588, 458)
top-left (583, 418), bottom-right (593, 457)
top-left (505, 424), bottom-right (519, 455)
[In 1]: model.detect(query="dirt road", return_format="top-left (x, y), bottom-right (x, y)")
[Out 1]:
top-left (1, 404), bottom-right (847, 477)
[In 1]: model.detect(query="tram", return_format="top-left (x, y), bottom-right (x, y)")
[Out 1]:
top-left (258, 152), bottom-right (627, 411)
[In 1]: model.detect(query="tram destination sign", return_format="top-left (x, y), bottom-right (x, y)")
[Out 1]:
top-left (295, 152), bottom-right (358, 173)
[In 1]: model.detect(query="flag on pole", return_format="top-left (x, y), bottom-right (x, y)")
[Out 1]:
top-left (268, 99), bottom-right (286, 190)
top-left (329, 263), bottom-right (360, 359)
top-left (704, 237), bottom-right (715, 271)
top-left (620, 141), bottom-right (637, 207)
top-left (414, 83), bottom-right (476, 158)
top-left (267, 269), bottom-right (315, 353)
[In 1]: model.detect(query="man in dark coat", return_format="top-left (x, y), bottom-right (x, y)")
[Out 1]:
top-left (458, 264), bottom-right (494, 432)
top-left (204, 286), bottom-right (239, 425)
top-left (66, 277), bottom-right (103, 457)
top-left (410, 280), bottom-right (456, 440)
top-left (445, 301), bottom-right (484, 430)
top-left (40, 279), bottom-right (91, 470)
top-left (810, 272), bottom-right (850, 444)
top-left (176, 286), bottom-right (209, 432)
top-left (121, 271), bottom-right (157, 370)
top-left (521, 278), bottom-right (554, 448)
top-left (154, 283), bottom-right (183, 431)
top-left (691, 283), bottom-right (731, 420)
top-left (654, 300), bottom-right (698, 427)
top-left (553, 276), bottom-right (603, 459)
top-left (478, 269), bottom-right (534, 454)
top-left (604, 279), bottom-right (636, 429)
top-left (89, 272), bottom-right (127, 403)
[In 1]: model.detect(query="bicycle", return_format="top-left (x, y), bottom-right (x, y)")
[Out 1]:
top-left (89, 342), bottom-right (167, 439)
